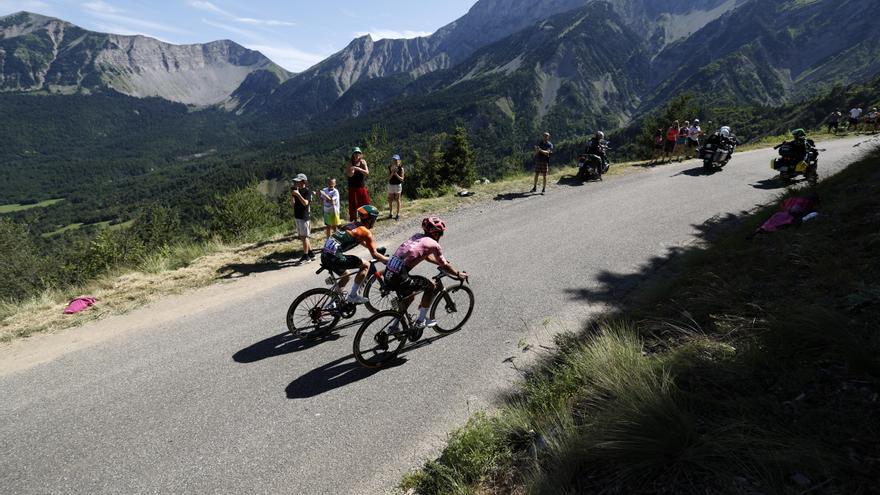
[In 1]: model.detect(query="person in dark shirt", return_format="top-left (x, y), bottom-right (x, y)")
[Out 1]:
top-left (346, 147), bottom-right (371, 221)
top-left (291, 173), bottom-right (314, 264)
top-left (531, 132), bottom-right (553, 194)
top-left (585, 131), bottom-right (608, 170)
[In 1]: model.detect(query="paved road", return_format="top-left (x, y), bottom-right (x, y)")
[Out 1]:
top-left (1, 136), bottom-right (876, 494)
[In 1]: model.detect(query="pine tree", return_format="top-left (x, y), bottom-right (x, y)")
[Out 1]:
top-left (444, 126), bottom-right (477, 187)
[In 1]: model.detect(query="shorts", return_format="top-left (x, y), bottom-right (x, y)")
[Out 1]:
top-left (534, 161), bottom-right (549, 174)
top-left (653, 143), bottom-right (664, 151)
top-left (849, 117), bottom-right (859, 126)
top-left (676, 137), bottom-right (687, 146)
top-left (664, 140), bottom-right (676, 153)
top-left (295, 218), bottom-right (310, 238)
top-left (321, 253), bottom-right (362, 275)
top-left (383, 270), bottom-right (430, 299)
top-left (687, 138), bottom-right (699, 148)
top-left (323, 210), bottom-right (340, 227)
top-left (387, 183), bottom-right (402, 195)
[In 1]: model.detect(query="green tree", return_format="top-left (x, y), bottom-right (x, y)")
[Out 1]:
top-left (131, 204), bottom-right (183, 249)
top-left (444, 126), bottom-right (477, 187)
top-left (0, 219), bottom-right (46, 301)
top-left (206, 185), bottom-right (280, 241)
top-left (638, 93), bottom-right (702, 158)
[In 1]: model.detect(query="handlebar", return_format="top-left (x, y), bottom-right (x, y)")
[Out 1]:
top-left (434, 268), bottom-right (469, 285)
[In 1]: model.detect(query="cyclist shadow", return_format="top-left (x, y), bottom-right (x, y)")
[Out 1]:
top-left (233, 315), bottom-right (379, 364)
top-left (285, 334), bottom-right (449, 398)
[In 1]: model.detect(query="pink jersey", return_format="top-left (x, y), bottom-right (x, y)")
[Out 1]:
top-left (393, 234), bottom-right (449, 269)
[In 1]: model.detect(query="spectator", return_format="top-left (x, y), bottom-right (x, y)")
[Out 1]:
top-left (865, 107), bottom-right (879, 133)
top-left (651, 128), bottom-right (664, 164)
top-left (319, 177), bottom-right (341, 240)
top-left (827, 110), bottom-right (841, 134)
top-left (291, 173), bottom-right (314, 264)
top-left (531, 132), bottom-right (553, 194)
top-left (387, 154), bottom-right (404, 220)
top-left (687, 119), bottom-right (703, 154)
top-left (346, 147), bottom-right (371, 221)
top-left (674, 120), bottom-right (689, 161)
top-left (664, 121), bottom-right (679, 162)
top-left (849, 106), bottom-right (863, 131)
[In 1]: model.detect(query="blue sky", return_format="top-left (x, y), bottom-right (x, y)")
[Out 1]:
top-left (0, 0), bottom-right (478, 71)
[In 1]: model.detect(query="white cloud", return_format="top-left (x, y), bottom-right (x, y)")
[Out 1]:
top-left (201, 18), bottom-right (260, 41)
top-left (236, 17), bottom-right (295, 27)
top-left (246, 44), bottom-right (328, 73)
top-left (82, 1), bottom-right (121, 14)
top-left (186, 0), bottom-right (231, 17)
top-left (355, 29), bottom-right (432, 40)
top-left (186, 1), bottom-right (295, 29)
top-left (87, 11), bottom-right (186, 34)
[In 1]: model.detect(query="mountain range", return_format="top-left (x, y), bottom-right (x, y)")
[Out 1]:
top-left (2, 0), bottom-right (879, 233)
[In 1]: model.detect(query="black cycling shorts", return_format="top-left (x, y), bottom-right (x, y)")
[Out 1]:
top-left (321, 253), bottom-right (362, 275)
top-left (383, 270), bottom-right (431, 299)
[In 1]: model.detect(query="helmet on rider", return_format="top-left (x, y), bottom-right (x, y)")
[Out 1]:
top-left (422, 216), bottom-right (447, 239)
top-left (357, 205), bottom-right (380, 227)
top-left (595, 131), bottom-right (605, 139)
top-left (791, 128), bottom-right (806, 139)
top-left (720, 126), bottom-right (731, 138)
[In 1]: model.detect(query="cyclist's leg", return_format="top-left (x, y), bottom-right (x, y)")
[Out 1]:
top-left (415, 279), bottom-right (436, 324)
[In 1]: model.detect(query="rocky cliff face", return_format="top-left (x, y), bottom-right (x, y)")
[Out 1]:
top-left (0, 12), bottom-right (288, 106)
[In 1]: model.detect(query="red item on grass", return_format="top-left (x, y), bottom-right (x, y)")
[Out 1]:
top-left (63, 297), bottom-right (97, 314)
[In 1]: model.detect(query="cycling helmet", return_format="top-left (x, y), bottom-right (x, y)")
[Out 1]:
top-left (595, 131), bottom-right (605, 139)
top-left (421, 216), bottom-right (447, 237)
top-left (357, 205), bottom-right (380, 223)
top-left (791, 128), bottom-right (806, 139)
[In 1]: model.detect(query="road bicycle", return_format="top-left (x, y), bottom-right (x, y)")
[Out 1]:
top-left (352, 269), bottom-right (474, 368)
top-left (286, 254), bottom-right (390, 340)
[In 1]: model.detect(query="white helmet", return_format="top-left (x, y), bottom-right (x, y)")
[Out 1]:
top-left (720, 126), bottom-right (731, 138)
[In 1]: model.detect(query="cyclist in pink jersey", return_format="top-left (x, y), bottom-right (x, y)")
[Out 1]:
top-left (383, 216), bottom-right (467, 330)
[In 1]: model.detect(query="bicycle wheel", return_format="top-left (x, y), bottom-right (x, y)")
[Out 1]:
top-left (286, 288), bottom-right (341, 340)
top-left (352, 310), bottom-right (408, 368)
top-left (430, 285), bottom-right (475, 334)
top-left (363, 274), bottom-right (395, 314)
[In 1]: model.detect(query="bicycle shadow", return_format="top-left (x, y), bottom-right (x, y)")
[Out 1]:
top-left (284, 333), bottom-right (450, 398)
top-left (494, 191), bottom-right (536, 201)
top-left (232, 320), bottom-right (367, 364)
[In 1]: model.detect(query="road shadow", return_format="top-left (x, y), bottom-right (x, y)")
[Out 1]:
top-left (285, 333), bottom-right (450, 398)
top-left (232, 320), bottom-right (368, 363)
top-left (751, 178), bottom-right (785, 190)
top-left (672, 166), bottom-right (712, 177)
top-left (556, 175), bottom-right (588, 187)
top-left (494, 191), bottom-right (538, 201)
top-left (217, 249), bottom-right (305, 279)
top-left (233, 331), bottom-right (338, 363)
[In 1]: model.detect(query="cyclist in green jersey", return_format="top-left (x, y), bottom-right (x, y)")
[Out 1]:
top-left (320, 205), bottom-right (389, 304)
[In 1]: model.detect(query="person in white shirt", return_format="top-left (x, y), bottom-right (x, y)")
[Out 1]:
top-left (319, 177), bottom-right (341, 239)
top-left (849, 107), bottom-right (863, 130)
top-left (687, 119), bottom-right (703, 153)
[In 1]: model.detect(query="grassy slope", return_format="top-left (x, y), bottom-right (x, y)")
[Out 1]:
top-left (403, 151), bottom-right (880, 494)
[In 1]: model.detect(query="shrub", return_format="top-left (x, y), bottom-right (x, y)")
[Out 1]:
top-left (206, 185), bottom-right (281, 241)
top-left (0, 218), bottom-right (47, 301)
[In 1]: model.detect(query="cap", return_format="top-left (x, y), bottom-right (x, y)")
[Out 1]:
top-left (351, 147), bottom-right (362, 154)
top-left (294, 173), bottom-right (308, 182)
top-left (694, 119), bottom-right (700, 123)
top-left (391, 154), bottom-right (401, 160)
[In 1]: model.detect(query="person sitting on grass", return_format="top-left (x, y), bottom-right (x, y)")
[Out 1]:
top-left (320, 205), bottom-right (389, 304)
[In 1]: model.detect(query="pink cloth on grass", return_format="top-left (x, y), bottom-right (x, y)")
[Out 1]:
top-left (63, 297), bottom-right (97, 314)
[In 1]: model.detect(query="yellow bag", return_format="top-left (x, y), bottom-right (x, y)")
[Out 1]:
top-left (795, 161), bottom-right (808, 173)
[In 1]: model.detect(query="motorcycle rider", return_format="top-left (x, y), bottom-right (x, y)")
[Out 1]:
top-left (774, 128), bottom-right (816, 163)
top-left (585, 131), bottom-right (609, 171)
top-left (703, 126), bottom-right (738, 165)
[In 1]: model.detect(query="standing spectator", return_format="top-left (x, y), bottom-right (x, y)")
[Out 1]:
top-left (387, 154), bottom-right (404, 220)
top-left (674, 120), bottom-right (689, 161)
top-left (849, 106), bottom-right (863, 132)
top-left (291, 173), bottom-right (314, 264)
top-left (687, 119), bottom-right (703, 155)
top-left (664, 121), bottom-right (680, 162)
top-left (346, 147), bottom-right (371, 221)
top-left (531, 132), bottom-right (553, 194)
top-left (827, 110), bottom-right (841, 134)
top-left (319, 177), bottom-right (341, 240)
top-left (865, 107), bottom-right (879, 133)
top-left (651, 128), bottom-right (664, 164)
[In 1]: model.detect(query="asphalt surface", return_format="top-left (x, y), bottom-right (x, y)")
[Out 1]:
top-left (1, 135), bottom-right (877, 494)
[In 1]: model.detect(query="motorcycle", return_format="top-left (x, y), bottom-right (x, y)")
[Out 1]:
top-left (697, 139), bottom-right (735, 172)
top-left (771, 141), bottom-right (820, 185)
top-left (576, 142), bottom-right (611, 181)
